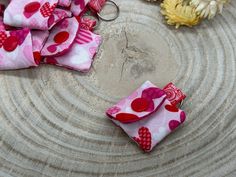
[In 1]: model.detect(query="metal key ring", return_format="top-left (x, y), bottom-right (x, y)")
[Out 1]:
top-left (97, 0), bottom-right (120, 22)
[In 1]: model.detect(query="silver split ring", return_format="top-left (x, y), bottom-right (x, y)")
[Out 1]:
top-left (97, 0), bottom-right (120, 22)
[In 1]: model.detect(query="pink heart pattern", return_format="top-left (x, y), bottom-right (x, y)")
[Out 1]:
top-left (40, 2), bottom-right (57, 18)
top-left (133, 127), bottom-right (152, 152)
top-left (106, 81), bottom-right (187, 152)
top-left (24, 11), bottom-right (36, 19)
top-left (0, 31), bottom-right (7, 48)
top-left (74, 0), bottom-right (86, 9)
top-left (168, 112), bottom-right (185, 131)
top-left (1, 0), bottom-right (102, 72)
top-left (10, 28), bottom-right (30, 45)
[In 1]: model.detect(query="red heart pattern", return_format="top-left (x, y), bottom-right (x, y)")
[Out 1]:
top-left (169, 120), bottom-right (180, 131)
top-left (139, 87), bottom-right (165, 112)
top-left (23, 2), bottom-right (41, 19)
top-left (10, 28), bottom-right (30, 45)
top-left (106, 81), bottom-right (187, 152)
top-left (133, 127), bottom-right (152, 152)
top-left (142, 87), bottom-right (166, 100)
top-left (43, 57), bottom-right (58, 65)
top-left (165, 104), bottom-right (179, 112)
top-left (168, 111), bottom-right (186, 131)
top-left (24, 11), bottom-right (37, 19)
top-left (115, 113), bottom-right (140, 124)
top-left (74, 0), bottom-right (86, 9)
top-left (48, 15), bottom-right (55, 28)
top-left (0, 31), bottom-right (7, 48)
top-left (40, 3), bottom-right (57, 18)
top-left (180, 111), bottom-right (186, 123)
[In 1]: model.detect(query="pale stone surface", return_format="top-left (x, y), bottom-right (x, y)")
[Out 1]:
top-left (0, 0), bottom-right (236, 177)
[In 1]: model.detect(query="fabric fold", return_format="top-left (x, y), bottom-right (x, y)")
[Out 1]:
top-left (43, 28), bottom-right (102, 72)
top-left (4, 0), bottom-right (72, 30)
top-left (0, 28), bottom-right (37, 70)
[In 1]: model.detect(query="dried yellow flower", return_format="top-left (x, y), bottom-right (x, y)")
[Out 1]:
top-left (190, 0), bottom-right (229, 19)
top-left (161, 0), bottom-right (201, 28)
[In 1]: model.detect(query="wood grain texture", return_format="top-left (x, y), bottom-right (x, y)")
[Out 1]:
top-left (0, 0), bottom-right (236, 176)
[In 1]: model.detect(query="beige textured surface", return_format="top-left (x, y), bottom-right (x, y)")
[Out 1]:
top-left (0, 0), bottom-right (236, 177)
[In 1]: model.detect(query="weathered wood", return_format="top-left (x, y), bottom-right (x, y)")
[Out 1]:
top-left (0, 0), bottom-right (236, 176)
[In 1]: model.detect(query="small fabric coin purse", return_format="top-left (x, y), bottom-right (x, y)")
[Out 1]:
top-left (106, 81), bottom-right (186, 152)
top-left (43, 28), bottom-right (102, 72)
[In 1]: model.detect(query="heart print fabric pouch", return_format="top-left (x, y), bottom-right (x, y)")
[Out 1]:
top-left (106, 81), bottom-right (186, 152)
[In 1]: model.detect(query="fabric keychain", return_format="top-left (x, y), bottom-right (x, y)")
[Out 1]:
top-left (77, 0), bottom-right (120, 29)
top-left (89, 0), bottom-right (120, 22)
top-left (0, 0), bottom-right (120, 72)
top-left (41, 17), bottom-right (80, 57)
top-left (42, 0), bottom-right (119, 72)
top-left (106, 81), bottom-right (186, 152)
top-left (41, 3), bottom-right (101, 72)
top-left (42, 26), bottom-right (102, 72)
top-left (76, 0), bottom-right (118, 30)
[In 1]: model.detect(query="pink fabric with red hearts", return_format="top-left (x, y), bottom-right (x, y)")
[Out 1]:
top-left (0, 29), bottom-right (38, 70)
top-left (41, 17), bottom-right (79, 57)
top-left (31, 30), bottom-right (49, 53)
top-left (0, 1), bottom-right (102, 72)
top-left (89, 0), bottom-right (106, 12)
top-left (71, 0), bottom-right (90, 16)
top-left (58, 0), bottom-right (72, 7)
top-left (43, 28), bottom-right (102, 72)
top-left (163, 82), bottom-right (186, 106)
top-left (106, 81), bottom-right (187, 152)
top-left (80, 17), bottom-right (97, 31)
top-left (4, 0), bottom-right (72, 30)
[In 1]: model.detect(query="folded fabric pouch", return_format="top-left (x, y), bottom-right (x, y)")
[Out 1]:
top-left (43, 28), bottom-right (102, 72)
top-left (32, 30), bottom-right (50, 53)
top-left (0, 28), bottom-right (38, 70)
top-left (0, 0), bottom-right (103, 72)
top-left (41, 17), bottom-right (79, 57)
top-left (106, 81), bottom-right (186, 152)
top-left (4, 0), bottom-right (72, 30)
